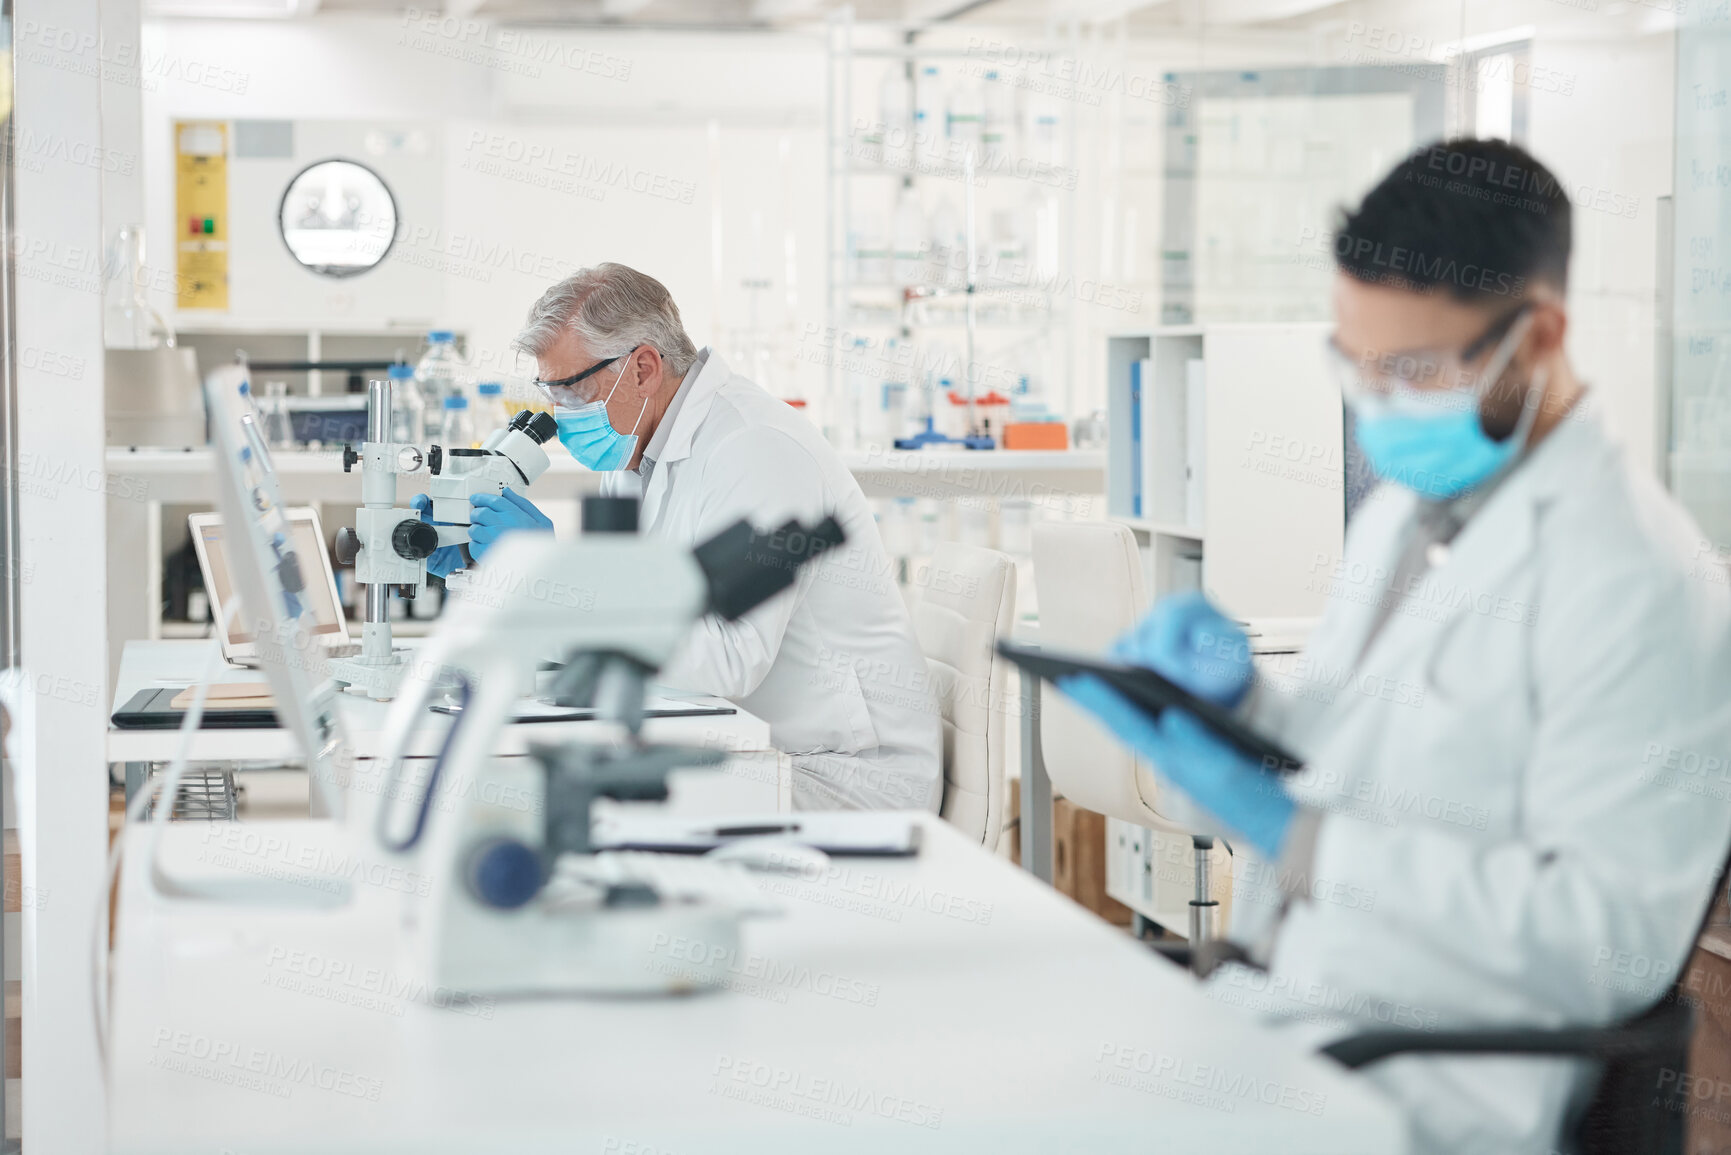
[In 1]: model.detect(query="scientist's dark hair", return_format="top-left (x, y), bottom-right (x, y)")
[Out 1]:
top-left (1331, 137), bottom-right (1571, 303)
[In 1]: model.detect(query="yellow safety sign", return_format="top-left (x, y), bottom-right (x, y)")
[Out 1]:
top-left (175, 121), bottom-right (229, 311)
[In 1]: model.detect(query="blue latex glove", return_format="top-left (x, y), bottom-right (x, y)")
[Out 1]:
top-left (467, 488), bottom-right (553, 560)
top-left (409, 493), bottom-right (464, 579)
top-left (1110, 590), bottom-right (1254, 708)
top-left (1061, 675), bottom-right (1297, 858)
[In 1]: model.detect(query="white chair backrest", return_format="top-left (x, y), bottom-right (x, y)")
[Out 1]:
top-left (911, 542), bottom-right (1017, 847)
top-left (1030, 521), bottom-right (1174, 824)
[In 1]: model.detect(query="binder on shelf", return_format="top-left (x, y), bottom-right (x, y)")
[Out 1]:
top-left (1130, 357), bottom-right (1149, 518)
top-left (1184, 357), bottom-right (1206, 531)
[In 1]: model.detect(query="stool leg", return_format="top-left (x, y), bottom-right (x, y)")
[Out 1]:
top-left (1189, 835), bottom-right (1218, 945)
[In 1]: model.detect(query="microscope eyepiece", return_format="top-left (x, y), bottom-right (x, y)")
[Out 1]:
top-left (522, 411), bottom-right (558, 445)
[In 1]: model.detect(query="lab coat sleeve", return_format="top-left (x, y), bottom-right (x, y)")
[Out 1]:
top-left (657, 425), bottom-right (830, 699)
top-left (1265, 561), bottom-right (1731, 1030)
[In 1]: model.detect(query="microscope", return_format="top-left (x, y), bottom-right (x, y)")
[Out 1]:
top-left (370, 495), bottom-right (845, 996)
top-left (328, 375), bottom-right (557, 700)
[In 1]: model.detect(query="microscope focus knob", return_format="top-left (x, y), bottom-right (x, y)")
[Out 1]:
top-left (465, 837), bottom-right (545, 910)
top-left (332, 526), bottom-right (361, 566)
top-left (391, 518), bottom-right (439, 560)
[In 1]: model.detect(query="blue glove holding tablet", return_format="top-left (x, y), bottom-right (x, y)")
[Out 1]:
top-left (1001, 593), bottom-right (1299, 858)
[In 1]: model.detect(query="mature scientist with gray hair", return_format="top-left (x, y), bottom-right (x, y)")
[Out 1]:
top-left (438, 262), bottom-right (941, 812)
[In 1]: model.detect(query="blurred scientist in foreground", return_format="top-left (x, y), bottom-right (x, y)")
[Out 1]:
top-left (1065, 138), bottom-right (1731, 1154)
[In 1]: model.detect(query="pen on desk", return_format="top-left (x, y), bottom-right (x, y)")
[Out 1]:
top-left (705, 823), bottom-right (801, 838)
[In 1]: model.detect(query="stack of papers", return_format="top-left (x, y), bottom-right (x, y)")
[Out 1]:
top-left (169, 683), bottom-right (275, 711)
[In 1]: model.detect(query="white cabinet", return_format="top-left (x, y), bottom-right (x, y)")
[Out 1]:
top-left (1106, 323), bottom-right (1344, 621)
top-left (1100, 323), bottom-right (1342, 935)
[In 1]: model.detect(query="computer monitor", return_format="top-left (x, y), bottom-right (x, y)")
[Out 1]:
top-left (188, 506), bottom-right (349, 665)
top-left (203, 362), bottom-right (350, 816)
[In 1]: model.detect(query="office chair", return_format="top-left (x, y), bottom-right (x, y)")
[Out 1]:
top-left (910, 541), bottom-right (1017, 848)
top-left (1031, 521), bottom-right (1232, 943)
top-left (1157, 849), bottom-right (1731, 1155)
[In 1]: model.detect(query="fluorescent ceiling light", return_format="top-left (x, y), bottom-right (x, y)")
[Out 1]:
top-left (144, 0), bottom-right (321, 17)
top-left (1427, 24), bottom-right (1535, 62)
top-left (1202, 0), bottom-right (1354, 24)
top-left (1060, 0), bottom-right (1177, 24)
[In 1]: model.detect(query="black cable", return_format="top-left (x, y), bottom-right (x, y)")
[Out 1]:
top-left (375, 676), bottom-right (471, 853)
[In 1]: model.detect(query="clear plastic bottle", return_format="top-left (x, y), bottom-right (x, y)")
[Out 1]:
top-left (929, 194), bottom-right (965, 287)
top-left (473, 381), bottom-right (509, 436)
top-left (259, 380), bottom-right (295, 449)
top-left (386, 362), bottom-right (425, 445)
top-left (439, 393), bottom-right (474, 450)
top-left (981, 69), bottom-right (1015, 168)
top-left (914, 65), bottom-right (945, 162)
top-left (892, 180), bottom-right (927, 286)
top-left (878, 63), bottom-right (912, 169)
top-left (946, 76), bottom-right (984, 161)
top-left (852, 210), bottom-right (890, 285)
top-left (415, 329), bottom-right (462, 409)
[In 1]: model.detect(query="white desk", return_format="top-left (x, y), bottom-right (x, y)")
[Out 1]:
top-left (105, 445), bottom-right (1105, 505)
top-left (108, 639), bottom-right (772, 765)
top-left (104, 446), bottom-right (1105, 691)
top-left (107, 814), bottom-right (1406, 1154)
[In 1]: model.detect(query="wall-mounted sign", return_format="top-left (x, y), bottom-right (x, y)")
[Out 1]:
top-left (175, 121), bottom-right (229, 311)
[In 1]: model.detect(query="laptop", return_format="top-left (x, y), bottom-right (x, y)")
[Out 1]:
top-left (187, 507), bottom-right (358, 668)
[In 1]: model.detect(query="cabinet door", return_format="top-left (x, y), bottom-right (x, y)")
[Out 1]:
top-left (1203, 322), bottom-right (1344, 619)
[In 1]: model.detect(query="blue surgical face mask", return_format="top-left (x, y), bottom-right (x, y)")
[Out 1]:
top-left (554, 357), bottom-right (648, 471)
top-left (1347, 315), bottom-right (1542, 500)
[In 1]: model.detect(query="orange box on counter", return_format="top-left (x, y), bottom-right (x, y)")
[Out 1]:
top-left (1002, 422), bottom-right (1069, 450)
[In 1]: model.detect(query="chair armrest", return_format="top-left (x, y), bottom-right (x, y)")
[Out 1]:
top-left (1321, 998), bottom-right (1693, 1070)
top-left (1144, 939), bottom-right (1261, 979)
top-left (1147, 941), bottom-right (1192, 968)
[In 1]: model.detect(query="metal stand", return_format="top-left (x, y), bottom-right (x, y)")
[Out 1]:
top-left (329, 376), bottom-right (416, 700)
top-left (1018, 664), bottom-right (1052, 883)
top-left (1189, 834), bottom-right (1217, 945)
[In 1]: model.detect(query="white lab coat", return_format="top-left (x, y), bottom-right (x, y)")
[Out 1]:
top-left (601, 350), bottom-right (942, 811)
top-left (1208, 400), bottom-right (1731, 1154)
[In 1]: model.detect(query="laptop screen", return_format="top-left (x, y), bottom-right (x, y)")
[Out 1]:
top-left (198, 514), bottom-right (344, 646)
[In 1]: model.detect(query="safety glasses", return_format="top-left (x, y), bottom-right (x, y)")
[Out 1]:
top-left (1327, 305), bottom-right (1532, 405)
top-left (533, 345), bottom-right (639, 407)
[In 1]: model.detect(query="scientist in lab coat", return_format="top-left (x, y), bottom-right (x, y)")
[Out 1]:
top-left (1064, 138), bottom-right (1731, 1154)
top-left (430, 262), bottom-right (940, 811)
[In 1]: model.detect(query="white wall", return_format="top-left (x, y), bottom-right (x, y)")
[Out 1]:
top-left (1530, 32), bottom-right (1675, 477)
top-left (140, 17), bottom-right (828, 401)
top-left (14, 0), bottom-right (115, 1147)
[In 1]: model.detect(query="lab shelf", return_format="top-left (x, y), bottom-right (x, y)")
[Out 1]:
top-left (104, 446), bottom-right (1105, 678)
top-left (1104, 324), bottom-right (1344, 617)
top-left (108, 445), bottom-right (1104, 503)
top-left (824, 10), bottom-right (1080, 425)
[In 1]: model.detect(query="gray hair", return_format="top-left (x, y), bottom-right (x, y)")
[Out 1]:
top-left (514, 262), bottom-right (698, 377)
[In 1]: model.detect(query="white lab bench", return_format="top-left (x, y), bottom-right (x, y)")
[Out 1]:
top-left (108, 639), bottom-right (778, 808)
top-left (105, 444), bottom-right (1105, 504)
top-left (104, 445), bottom-right (1104, 695)
top-left (106, 813), bottom-right (1407, 1154)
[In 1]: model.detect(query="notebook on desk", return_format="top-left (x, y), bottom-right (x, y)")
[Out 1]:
top-left (111, 686), bottom-right (280, 730)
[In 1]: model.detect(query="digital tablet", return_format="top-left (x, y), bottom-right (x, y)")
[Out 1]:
top-left (996, 640), bottom-right (1303, 773)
